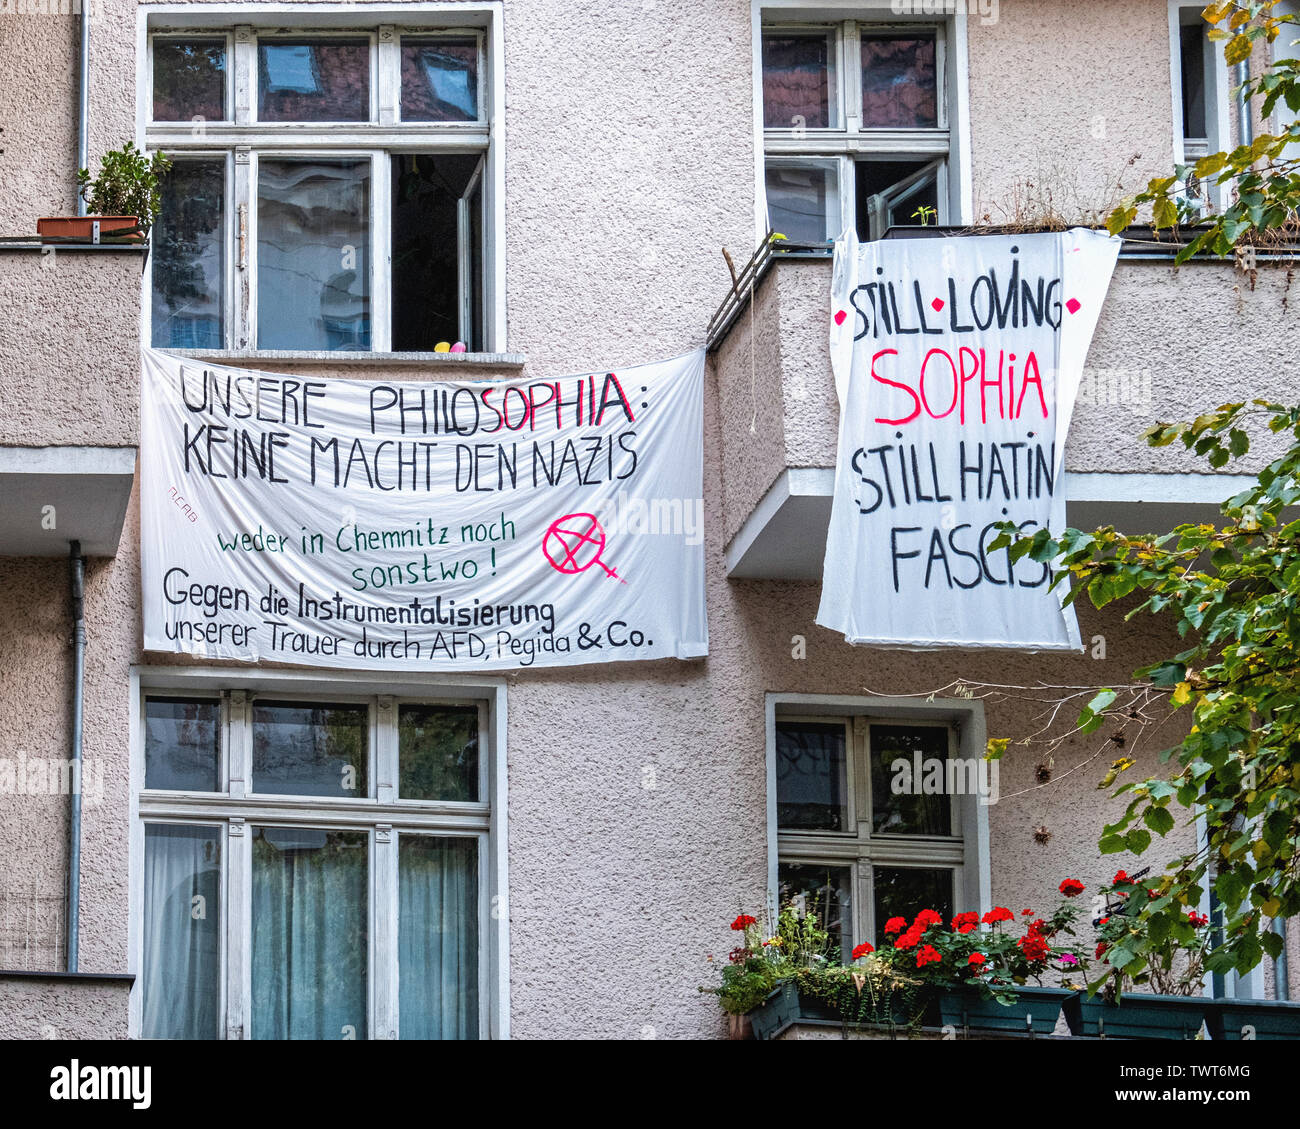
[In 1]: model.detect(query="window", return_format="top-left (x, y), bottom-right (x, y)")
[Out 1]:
top-left (769, 701), bottom-right (989, 960)
top-left (136, 687), bottom-right (492, 1039)
top-left (760, 17), bottom-right (952, 242)
top-left (1170, 4), bottom-right (1229, 212)
top-left (146, 19), bottom-right (494, 353)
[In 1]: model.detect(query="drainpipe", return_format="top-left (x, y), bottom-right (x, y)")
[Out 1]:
top-left (67, 541), bottom-right (86, 972)
top-left (1237, 60), bottom-right (1253, 148)
top-left (76, 1), bottom-right (90, 215)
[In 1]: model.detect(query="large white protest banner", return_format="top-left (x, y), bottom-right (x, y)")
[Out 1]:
top-left (818, 230), bottom-right (1120, 649)
top-left (141, 349), bottom-right (707, 671)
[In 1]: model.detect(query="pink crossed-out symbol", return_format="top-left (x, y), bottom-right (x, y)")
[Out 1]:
top-left (542, 513), bottom-right (626, 584)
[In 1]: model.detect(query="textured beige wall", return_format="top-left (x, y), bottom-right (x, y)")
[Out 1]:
top-left (0, 0), bottom-right (1295, 1041)
top-left (967, 0), bottom-right (1176, 223)
top-left (0, 976), bottom-right (131, 1038)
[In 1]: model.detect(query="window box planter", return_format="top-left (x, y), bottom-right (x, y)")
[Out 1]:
top-left (37, 216), bottom-right (141, 243)
top-left (749, 982), bottom-right (800, 1041)
top-left (1062, 992), bottom-right (1208, 1039)
top-left (1206, 997), bottom-right (1300, 1041)
top-left (937, 986), bottom-right (1071, 1036)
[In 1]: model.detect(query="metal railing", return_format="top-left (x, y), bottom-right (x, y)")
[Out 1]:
top-left (0, 881), bottom-right (67, 972)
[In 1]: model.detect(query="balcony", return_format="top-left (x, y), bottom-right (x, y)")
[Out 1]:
top-left (0, 243), bottom-right (145, 556)
top-left (709, 239), bottom-right (1295, 579)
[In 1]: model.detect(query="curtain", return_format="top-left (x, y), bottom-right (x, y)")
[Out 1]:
top-left (399, 836), bottom-right (478, 1039)
top-left (142, 824), bottom-right (222, 1039)
top-left (251, 827), bottom-right (368, 1039)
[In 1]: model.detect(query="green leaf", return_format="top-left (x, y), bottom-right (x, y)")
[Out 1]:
top-left (1125, 828), bottom-right (1153, 854)
top-left (1144, 806), bottom-right (1176, 836)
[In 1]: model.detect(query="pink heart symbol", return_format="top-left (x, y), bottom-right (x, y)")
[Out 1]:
top-left (931, 298), bottom-right (945, 313)
top-left (834, 309), bottom-right (847, 326)
top-left (1066, 298), bottom-right (1082, 314)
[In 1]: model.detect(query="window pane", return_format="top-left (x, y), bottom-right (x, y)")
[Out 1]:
top-left (251, 700), bottom-right (368, 797)
top-left (145, 696), bottom-right (219, 791)
top-left (778, 863), bottom-right (852, 963)
top-left (860, 34), bottom-right (937, 128)
top-left (775, 720), bottom-right (847, 831)
top-left (870, 724), bottom-right (952, 836)
top-left (399, 704), bottom-right (479, 801)
top-left (257, 159), bottom-right (371, 350)
top-left (401, 37), bottom-right (480, 122)
top-left (153, 38), bottom-right (226, 122)
top-left (258, 39), bottom-right (370, 122)
top-left (1180, 24), bottom-right (1208, 138)
top-left (251, 828), bottom-right (368, 1039)
top-left (765, 163), bottom-right (837, 242)
top-left (391, 154), bottom-right (482, 351)
top-left (142, 824), bottom-right (221, 1039)
top-left (873, 866), bottom-right (953, 934)
top-left (763, 31), bottom-right (834, 128)
top-left (152, 158), bottom-right (225, 349)
top-left (399, 836), bottom-right (478, 1039)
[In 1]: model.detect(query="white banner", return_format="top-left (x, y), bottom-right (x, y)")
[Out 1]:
top-left (141, 348), bottom-right (708, 671)
top-left (818, 230), bottom-right (1120, 649)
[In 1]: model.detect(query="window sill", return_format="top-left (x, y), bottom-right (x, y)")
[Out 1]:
top-left (164, 348), bottom-right (527, 369)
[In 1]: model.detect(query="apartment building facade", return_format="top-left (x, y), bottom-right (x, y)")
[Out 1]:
top-left (0, 0), bottom-right (1297, 1039)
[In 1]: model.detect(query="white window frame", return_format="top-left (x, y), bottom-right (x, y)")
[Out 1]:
top-left (137, 4), bottom-right (507, 356)
top-left (127, 665), bottom-right (510, 1040)
top-left (752, 0), bottom-right (973, 243)
top-left (766, 693), bottom-right (991, 949)
top-left (1169, 2), bottom-right (1233, 213)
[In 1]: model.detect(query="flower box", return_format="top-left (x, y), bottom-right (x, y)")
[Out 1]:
top-left (749, 982), bottom-right (800, 1041)
top-left (1206, 997), bottom-right (1300, 1040)
top-left (937, 986), bottom-right (1072, 1035)
top-left (36, 215), bottom-right (141, 242)
top-left (1063, 992), bottom-right (1208, 1039)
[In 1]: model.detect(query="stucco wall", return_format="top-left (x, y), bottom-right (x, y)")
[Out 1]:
top-left (0, 0), bottom-right (1296, 1042)
top-left (0, 976), bottom-right (131, 1039)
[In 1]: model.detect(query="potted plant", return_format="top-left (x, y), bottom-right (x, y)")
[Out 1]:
top-left (1065, 869), bottom-right (1212, 1039)
top-left (38, 141), bottom-right (171, 242)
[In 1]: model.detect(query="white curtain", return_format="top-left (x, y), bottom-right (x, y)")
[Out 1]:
top-left (142, 824), bottom-right (222, 1039)
top-left (251, 827), bottom-right (368, 1039)
top-left (399, 836), bottom-right (478, 1039)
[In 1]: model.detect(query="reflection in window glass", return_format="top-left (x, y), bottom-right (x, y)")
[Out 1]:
top-left (762, 32), bottom-right (834, 128)
top-left (765, 163), bottom-right (837, 242)
top-left (391, 154), bottom-right (483, 351)
top-left (251, 827), bottom-right (368, 1039)
top-left (870, 724), bottom-right (952, 836)
top-left (145, 696), bottom-right (220, 791)
top-left (401, 38), bottom-right (479, 122)
top-left (142, 824), bottom-right (222, 1038)
top-left (860, 34), bottom-right (937, 128)
top-left (152, 159), bottom-right (225, 349)
top-left (778, 863), bottom-right (853, 963)
top-left (873, 866), bottom-right (953, 933)
top-left (399, 836), bottom-right (478, 1038)
top-left (257, 159), bottom-right (371, 350)
top-left (399, 704), bottom-right (479, 802)
top-left (258, 39), bottom-right (370, 122)
top-left (776, 720), bottom-right (848, 831)
top-left (153, 39), bottom-right (226, 122)
top-left (1180, 24), bottom-right (1208, 138)
top-left (251, 700), bottom-right (368, 797)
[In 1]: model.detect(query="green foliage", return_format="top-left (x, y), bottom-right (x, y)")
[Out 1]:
top-left (76, 142), bottom-right (172, 234)
top-left (994, 400), bottom-right (1300, 983)
top-left (1106, 2), bottom-right (1300, 261)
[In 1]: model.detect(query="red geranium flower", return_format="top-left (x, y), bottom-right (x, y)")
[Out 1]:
top-left (894, 929), bottom-right (922, 950)
top-left (1099, 916), bottom-right (1110, 925)
top-left (916, 945), bottom-right (942, 967)
top-left (1018, 932), bottom-right (1050, 962)
top-left (951, 911), bottom-right (980, 934)
top-left (1187, 911), bottom-right (1209, 927)
top-left (730, 914), bottom-right (757, 931)
top-left (968, 952), bottom-right (987, 967)
top-left (883, 916), bottom-right (908, 934)
top-left (982, 907), bottom-right (1014, 925)
top-left (1094, 942), bottom-right (1108, 961)
top-left (912, 908), bottom-right (943, 932)
top-left (852, 942), bottom-right (874, 960)
top-left (1111, 870), bottom-right (1132, 886)
top-left (1022, 909), bottom-right (1034, 915)
top-left (1059, 879), bottom-right (1085, 897)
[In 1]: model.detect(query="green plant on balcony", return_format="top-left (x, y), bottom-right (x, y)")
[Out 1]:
top-left (76, 141), bottom-right (172, 235)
